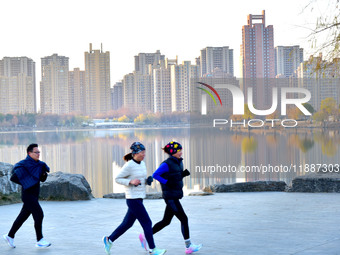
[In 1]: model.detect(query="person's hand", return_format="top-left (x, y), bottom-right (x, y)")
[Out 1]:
top-left (182, 169), bottom-right (190, 178)
top-left (146, 176), bottom-right (153, 186)
top-left (130, 179), bottom-right (141, 186)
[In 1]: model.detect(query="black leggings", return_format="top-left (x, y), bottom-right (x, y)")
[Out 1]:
top-left (8, 185), bottom-right (44, 241)
top-left (152, 199), bottom-right (190, 240)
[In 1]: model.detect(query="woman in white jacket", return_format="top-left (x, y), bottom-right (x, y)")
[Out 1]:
top-left (102, 142), bottom-right (166, 255)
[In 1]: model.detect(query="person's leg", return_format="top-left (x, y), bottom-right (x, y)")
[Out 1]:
top-left (28, 199), bottom-right (44, 241)
top-left (8, 205), bottom-right (31, 238)
top-left (166, 199), bottom-right (189, 240)
top-left (128, 199), bottom-right (155, 249)
top-left (108, 201), bottom-right (137, 242)
top-left (152, 200), bottom-right (175, 235)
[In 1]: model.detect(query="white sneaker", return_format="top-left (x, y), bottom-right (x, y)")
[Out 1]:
top-left (3, 234), bottom-right (15, 248)
top-left (35, 238), bottom-right (51, 248)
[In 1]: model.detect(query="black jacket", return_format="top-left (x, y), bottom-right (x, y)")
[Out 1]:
top-left (160, 156), bottom-right (184, 199)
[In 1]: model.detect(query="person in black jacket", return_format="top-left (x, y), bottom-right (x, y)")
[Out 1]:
top-left (3, 144), bottom-right (51, 249)
top-left (144, 141), bottom-right (202, 254)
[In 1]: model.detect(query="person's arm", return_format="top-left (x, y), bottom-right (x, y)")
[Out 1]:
top-left (152, 163), bottom-right (169, 185)
top-left (115, 163), bottom-right (132, 186)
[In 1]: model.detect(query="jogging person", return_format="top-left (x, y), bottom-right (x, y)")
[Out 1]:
top-left (3, 143), bottom-right (51, 248)
top-left (140, 141), bottom-right (202, 254)
top-left (102, 142), bottom-right (166, 255)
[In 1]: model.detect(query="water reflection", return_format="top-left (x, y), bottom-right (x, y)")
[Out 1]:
top-left (0, 128), bottom-right (339, 197)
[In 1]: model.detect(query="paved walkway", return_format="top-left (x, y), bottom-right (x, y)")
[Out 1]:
top-left (1, 193), bottom-right (340, 255)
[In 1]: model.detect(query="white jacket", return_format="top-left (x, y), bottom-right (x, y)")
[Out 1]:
top-left (115, 159), bottom-right (147, 199)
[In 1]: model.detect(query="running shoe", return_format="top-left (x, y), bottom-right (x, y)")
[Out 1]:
top-left (3, 234), bottom-right (15, 248)
top-left (102, 236), bottom-right (112, 254)
top-left (149, 247), bottom-right (167, 255)
top-left (185, 243), bottom-right (202, 254)
top-left (35, 238), bottom-right (51, 248)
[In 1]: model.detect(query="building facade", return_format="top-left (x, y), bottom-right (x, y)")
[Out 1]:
top-left (0, 57), bottom-right (36, 114)
top-left (200, 47), bottom-right (234, 77)
top-left (111, 82), bottom-right (123, 110)
top-left (275, 46), bottom-right (304, 78)
top-left (240, 10), bottom-right (275, 111)
top-left (40, 54), bottom-right (69, 114)
top-left (84, 43), bottom-right (111, 116)
top-left (69, 68), bottom-right (86, 114)
top-left (171, 61), bottom-right (199, 112)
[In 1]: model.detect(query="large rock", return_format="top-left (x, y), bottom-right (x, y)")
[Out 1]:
top-left (290, 171), bottom-right (340, 192)
top-left (0, 162), bottom-right (20, 195)
top-left (203, 181), bottom-right (287, 193)
top-left (103, 192), bottom-right (163, 199)
top-left (40, 171), bottom-right (93, 200)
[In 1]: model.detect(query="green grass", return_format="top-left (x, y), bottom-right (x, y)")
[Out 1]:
top-left (0, 192), bottom-right (21, 206)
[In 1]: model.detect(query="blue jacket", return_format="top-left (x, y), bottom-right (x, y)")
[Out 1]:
top-left (13, 155), bottom-right (50, 190)
top-left (153, 156), bottom-right (184, 199)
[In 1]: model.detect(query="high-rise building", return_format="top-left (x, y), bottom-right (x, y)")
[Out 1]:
top-left (111, 82), bottom-right (123, 110)
top-left (134, 50), bottom-right (165, 75)
top-left (171, 61), bottom-right (199, 112)
top-left (240, 10), bottom-right (275, 110)
top-left (84, 43), bottom-right (111, 116)
top-left (296, 54), bottom-right (340, 111)
top-left (241, 10), bottom-right (274, 79)
top-left (153, 59), bottom-right (173, 113)
top-left (275, 46), bottom-right (304, 78)
top-left (135, 72), bottom-right (154, 112)
top-left (0, 57), bottom-right (36, 114)
top-left (200, 47), bottom-right (234, 77)
top-left (40, 54), bottom-right (69, 114)
top-left (122, 73), bottom-right (136, 110)
top-left (69, 68), bottom-right (86, 114)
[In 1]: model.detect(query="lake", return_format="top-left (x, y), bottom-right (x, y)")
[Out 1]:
top-left (0, 127), bottom-right (339, 197)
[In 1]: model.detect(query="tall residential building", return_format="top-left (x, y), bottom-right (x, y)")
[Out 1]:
top-left (134, 50), bottom-right (165, 75)
top-left (200, 47), bottom-right (234, 77)
top-left (296, 55), bottom-right (340, 111)
top-left (111, 82), bottom-right (123, 110)
top-left (241, 10), bottom-right (274, 79)
top-left (84, 43), bottom-right (111, 116)
top-left (275, 46), bottom-right (304, 77)
top-left (135, 72), bottom-right (154, 112)
top-left (153, 59), bottom-right (173, 113)
top-left (122, 73), bottom-right (136, 110)
top-left (171, 61), bottom-right (199, 112)
top-left (40, 54), bottom-right (69, 114)
top-left (240, 10), bottom-right (275, 110)
top-left (0, 57), bottom-right (36, 114)
top-left (69, 68), bottom-right (86, 114)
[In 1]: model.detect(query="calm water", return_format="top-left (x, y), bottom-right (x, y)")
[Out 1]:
top-left (0, 127), bottom-right (339, 197)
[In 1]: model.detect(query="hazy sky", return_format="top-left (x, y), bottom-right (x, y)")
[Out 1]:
top-left (0, 0), bottom-right (332, 83)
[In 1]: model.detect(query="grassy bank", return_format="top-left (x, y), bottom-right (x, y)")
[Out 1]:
top-left (0, 192), bottom-right (21, 206)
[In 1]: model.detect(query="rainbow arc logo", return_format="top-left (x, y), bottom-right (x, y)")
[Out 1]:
top-left (196, 82), bottom-right (223, 115)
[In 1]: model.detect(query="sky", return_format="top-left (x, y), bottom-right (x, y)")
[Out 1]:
top-left (0, 0), bottom-right (333, 84)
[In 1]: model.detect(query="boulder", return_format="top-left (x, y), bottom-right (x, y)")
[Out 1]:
top-left (290, 172), bottom-right (340, 192)
top-left (0, 162), bottom-right (20, 195)
top-left (188, 191), bottom-right (214, 196)
top-left (40, 171), bottom-right (93, 200)
top-left (103, 192), bottom-right (163, 199)
top-left (203, 181), bottom-right (287, 193)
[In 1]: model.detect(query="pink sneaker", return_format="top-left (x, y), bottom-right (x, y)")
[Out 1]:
top-left (139, 233), bottom-right (148, 251)
top-left (185, 243), bottom-right (202, 254)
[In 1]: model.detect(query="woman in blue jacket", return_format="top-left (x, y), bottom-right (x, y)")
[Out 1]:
top-left (141, 141), bottom-right (202, 254)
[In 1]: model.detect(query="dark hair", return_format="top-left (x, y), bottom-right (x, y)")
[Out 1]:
top-left (123, 153), bottom-right (133, 162)
top-left (27, 143), bottom-right (38, 154)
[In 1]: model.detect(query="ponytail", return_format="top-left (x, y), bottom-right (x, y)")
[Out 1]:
top-left (123, 152), bottom-right (133, 162)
